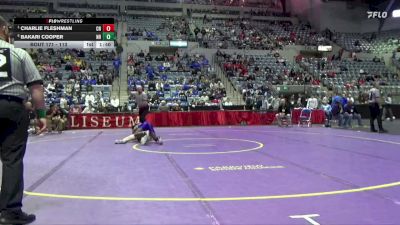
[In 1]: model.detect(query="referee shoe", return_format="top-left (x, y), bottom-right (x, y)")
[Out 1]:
top-left (0, 210), bottom-right (35, 224)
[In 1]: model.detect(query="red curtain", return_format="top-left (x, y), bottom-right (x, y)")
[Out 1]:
top-left (68, 110), bottom-right (325, 129)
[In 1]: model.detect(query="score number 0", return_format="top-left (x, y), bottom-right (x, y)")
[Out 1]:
top-left (102, 24), bottom-right (114, 32)
top-left (96, 25), bottom-right (114, 32)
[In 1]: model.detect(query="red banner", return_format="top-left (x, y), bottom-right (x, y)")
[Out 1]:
top-left (68, 110), bottom-right (325, 129)
top-left (68, 113), bottom-right (138, 129)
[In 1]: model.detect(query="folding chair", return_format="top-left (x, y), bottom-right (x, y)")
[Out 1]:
top-left (298, 108), bottom-right (312, 127)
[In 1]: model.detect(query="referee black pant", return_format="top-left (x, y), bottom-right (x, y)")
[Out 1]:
top-left (369, 102), bottom-right (383, 131)
top-left (0, 99), bottom-right (29, 213)
top-left (138, 104), bottom-right (149, 123)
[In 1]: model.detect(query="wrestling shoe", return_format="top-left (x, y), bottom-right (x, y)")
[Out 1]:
top-left (156, 137), bottom-right (163, 145)
top-left (140, 131), bottom-right (150, 145)
top-left (115, 139), bottom-right (126, 144)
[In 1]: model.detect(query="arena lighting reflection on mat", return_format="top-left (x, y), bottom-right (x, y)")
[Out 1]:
top-left (132, 138), bottom-right (264, 155)
top-left (24, 131), bottom-right (400, 201)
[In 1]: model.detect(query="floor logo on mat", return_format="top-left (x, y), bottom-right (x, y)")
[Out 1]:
top-left (194, 165), bottom-right (285, 172)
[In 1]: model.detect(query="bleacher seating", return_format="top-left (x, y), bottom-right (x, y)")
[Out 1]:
top-left (31, 48), bottom-right (118, 109)
top-left (126, 16), bottom-right (189, 41)
top-left (126, 52), bottom-right (226, 111)
top-left (298, 57), bottom-right (400, 103)
top-left (334, 30), bottom-right (400, 53)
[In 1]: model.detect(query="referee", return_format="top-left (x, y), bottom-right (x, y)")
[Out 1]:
top-left (0, 16), bottom-right (46, 224)
top-left (368, 81), bottom-right (387, 133)
top-left (133, 86), bottom-right (149, 122)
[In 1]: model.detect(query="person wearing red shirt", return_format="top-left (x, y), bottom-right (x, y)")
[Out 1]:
top-left (72, 65), bottom-right (80, 72)
top-left (312, 79), bottom-right (320, 85)
top-left (290, 31), bottom-right (296, 42)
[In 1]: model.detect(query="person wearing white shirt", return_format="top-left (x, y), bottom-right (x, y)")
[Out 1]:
top-left (218, 81), bottom-right (224, 89)
top-left (99, 97), bottom-right (106, 108)
top-left (59, 96), bottom-right (68, 114)
top-left (306, 96), bottom-right (318, 109)
top-left (382, 94), bottom-right (395, 121)
top-left (74, 81), bottom-right (80, 92)
top-left (272, 97), bottom-right (280, 111)
top-left (85, 94), bottom-right (95, 107)
top-left (47, 81), bottom-right (56, 92)
top-left (223, 98), bottom-right (233, 106)
top-left (265, 96), bottom-right (273, 110)
top-left (347, 94), bottom-right (354, 104)
top-left (156, 82), bottom-right (163, 91)
top-left (321, 99), bottom-right (332, 127)
top-left (82, 102), bottom-right (95, 114)
top-left (111, 96), bottom-right (120, 112)
top-left (200, 94), bottom-right (209, 102)
top-left (163, 62), bottom-right (171, 69)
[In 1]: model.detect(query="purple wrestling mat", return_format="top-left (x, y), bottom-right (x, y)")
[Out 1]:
top-left (4, 126), bottom-right (400, 225)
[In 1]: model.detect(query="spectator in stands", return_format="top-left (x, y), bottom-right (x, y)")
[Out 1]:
top-left (137, 50), bottom-right (145, 58)
top-left (171, 100), bottom-right (181, 111)
top-left (47, 79), bottom-right (56, 92)
top-left (158, 100), bottom-right (169, 111)
top-left (77, 49), bottom-right (85, 58)
top-left (74, 81), bottom-right (81, 95)
top-left (89, 76), bottom-right (97, 85)
top-left (64, 52), bottom-right (72, 61)
top-left (331, 100), bottom-right (344, 127)
top-left (145, 53), bottom-right (153, 61)
top-left (69, 104), bottom-right (82, 114)
top-left (200, 94), bottom-right (209, 103)
top-left (321, 99), bottom-right (332, 127)
top-left (46, 104), bottom-right (66, 133)
top-left (82, 101), bottom-right (95, 114)
top-left (59, 95), bottom-right (69, 115)
top-left (191, 60), bottom-right (202, 72)
top-left (306, 95), bottom-right (318, 109)
top-left (223, 98), bottom-right (233, 106)
top-left (54, 77), bottom-right (64, 95)
top-left (347, 94), bottom-right (354, 103)
top-left (372, 56), bottom-right (380, 63)
top-left (85, 93), bottom-right (95, 107)
top-left (113, 57), bottom-right (121, 76)
top-left (343, 99), bottom-right (362, 128)
top-left (111, 96), bottom-right (120, 112)
top-left (276, 98), bottom-right (291, 127)
top-left (271, 96), bottom-right (281, 112)
top-left (295, 95), bottom-right (303, 108)
top-left (65, 61), bottom-right (72, 71)
top-left (99, 63), bottom-right (107, 71)
top-left (382, 93), bottom-right (395, 121)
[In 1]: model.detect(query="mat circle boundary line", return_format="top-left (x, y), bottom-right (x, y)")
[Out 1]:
top-left (132, 138), bottom-right (264, 155)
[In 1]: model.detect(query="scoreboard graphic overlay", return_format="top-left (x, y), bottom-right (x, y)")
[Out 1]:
top-left (13, 18), bottom-right (115, 49)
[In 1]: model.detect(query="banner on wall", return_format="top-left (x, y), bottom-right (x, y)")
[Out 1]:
top-left (68, 110), bottom-right (326, 129)
top-left (69, 113), bottom-right (138, 129)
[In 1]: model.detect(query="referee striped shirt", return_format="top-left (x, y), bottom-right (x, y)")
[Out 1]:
top-left (368, 87), bottom-right (380, 104)
top-left (0, 39), bottom-right (42, 100)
